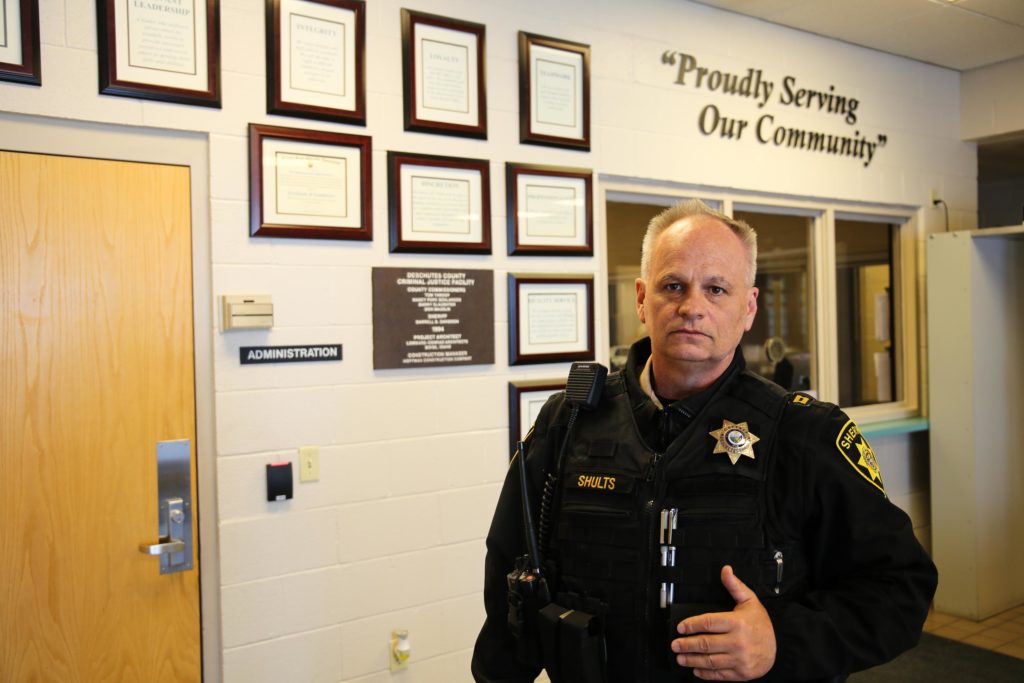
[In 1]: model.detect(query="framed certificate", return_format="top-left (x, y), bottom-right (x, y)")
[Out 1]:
top-left (96, 0), bottom-right (221, 107)
top-left (0, 0), bottom-right (40, 85)
top-left (388, 152), bottom-right (491, 254)
top-left (508, 273), bottom-right (594, 366)
top-left (518, 32), bottom-right (590, 150)
top-left (508, 379), bottom-right (563, 458)
top-left (266, 0), bottom-right (366, 126)
top-left (401, 9), bottom-right (486, 139)
top-left (507, 163), bottom-right (592, 256)
top-left (249, 123), bottom-right (372, 240)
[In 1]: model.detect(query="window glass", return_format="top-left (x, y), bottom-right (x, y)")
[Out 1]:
top-left (835, 219), bottom-right (896, 407)
top-left (606, 201), bottom-right (660, 370)
top-left (734, 210), bottom-right (816, 393)
top-left (603, 190), bottom-right (914, 417)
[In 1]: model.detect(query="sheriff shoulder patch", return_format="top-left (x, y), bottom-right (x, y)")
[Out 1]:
top-left (835, 420), bottom-right (885, 493)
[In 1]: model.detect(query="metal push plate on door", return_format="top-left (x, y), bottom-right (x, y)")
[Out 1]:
top-left (138, 439), bottom-right (194, 574)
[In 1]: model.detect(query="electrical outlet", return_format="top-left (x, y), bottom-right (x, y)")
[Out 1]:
top-left (299, 446), bottom-right (320, 482)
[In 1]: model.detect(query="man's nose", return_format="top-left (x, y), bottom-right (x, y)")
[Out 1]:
top-left (677, 290), bottom-right (705, 319)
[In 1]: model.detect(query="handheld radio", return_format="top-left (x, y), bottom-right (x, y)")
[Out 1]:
top-left (506, 361), bottom-right (607, 666)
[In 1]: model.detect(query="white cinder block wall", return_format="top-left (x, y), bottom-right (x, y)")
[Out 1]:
top-left (963, 56), bottom-right (1024, 227)
top-left (2, 0), bottom-right (976, 680)
top-left (962, 55), bottom-right (1024, 140)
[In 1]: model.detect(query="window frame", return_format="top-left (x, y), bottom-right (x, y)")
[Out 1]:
top-left (600, 179), bottom-right (922, 425)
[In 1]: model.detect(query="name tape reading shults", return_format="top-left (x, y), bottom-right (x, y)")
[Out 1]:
top-left (240, 345), bottom-right (343, 365)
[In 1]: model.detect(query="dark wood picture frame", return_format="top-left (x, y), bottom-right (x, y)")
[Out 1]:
top-left (249, 123), bottom-right (372, 240)
top-left (96, 0), bottom-right (221, 107)
top-left (266, 0), bottom-right (366, 126)
top-left (518, 32), bottom-right (590, 151)
top-left (0, 0), bottom-right (41, 85)
top-left (508, 273), bottom-right (595, 366)
top-left (506, 162), bottom-right (593, 256)
top-left (388, 151), bottom-right (491, 254)
top-left (401, 9), bottom-right (487, 139)
top-left (508, 379), bottom-right (564, 458)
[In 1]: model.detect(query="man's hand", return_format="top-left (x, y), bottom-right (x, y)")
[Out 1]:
top-left (671, 565), bottom-right (777, 681)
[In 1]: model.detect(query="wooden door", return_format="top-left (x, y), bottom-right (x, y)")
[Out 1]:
top-left (0, 151), bottom-right (201, 682)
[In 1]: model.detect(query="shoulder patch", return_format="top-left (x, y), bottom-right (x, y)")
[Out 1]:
top-left (791, 393), bottom-right (814, 406)
top-left (835, 420), bottom-right (885, 493)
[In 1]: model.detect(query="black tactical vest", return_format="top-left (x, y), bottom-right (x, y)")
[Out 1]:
top-left (537, 368), bottom-right (806, 682)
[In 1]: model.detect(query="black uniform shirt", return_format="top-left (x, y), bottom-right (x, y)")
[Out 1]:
top-left (633, 346), bottom-right (744, 452)
top-left (472, 338), bottom-right (937, 682)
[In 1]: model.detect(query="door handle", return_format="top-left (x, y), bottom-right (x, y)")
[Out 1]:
top-left (138, 440), bottom-right (194, 574)
top-left (139, 539), bottom-right (186, 555)
top-left (139, 497), bottom-right (188, 557)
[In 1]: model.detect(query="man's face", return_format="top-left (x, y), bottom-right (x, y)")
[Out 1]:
top-left (635, 215), bottom-right (758, 376)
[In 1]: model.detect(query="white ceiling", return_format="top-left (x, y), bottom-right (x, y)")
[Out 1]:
top-left (692, 0), bottom-right (1024, 71)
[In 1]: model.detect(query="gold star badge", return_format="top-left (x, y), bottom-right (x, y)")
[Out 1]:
top-left (709, 420), bottom-right (760, 465)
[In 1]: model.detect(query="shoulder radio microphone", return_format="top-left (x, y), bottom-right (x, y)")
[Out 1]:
top-left (564, 361), bottom-right (607, 411)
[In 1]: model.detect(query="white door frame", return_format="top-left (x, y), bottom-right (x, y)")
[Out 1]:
top-left (0, 112), bottom-right (221, 682)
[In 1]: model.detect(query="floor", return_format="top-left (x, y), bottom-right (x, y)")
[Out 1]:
top-left (924, 605), bottom-right (1024, 660)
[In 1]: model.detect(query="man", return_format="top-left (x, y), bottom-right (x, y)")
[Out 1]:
top-left (473, 200), bottom-right (937, 682)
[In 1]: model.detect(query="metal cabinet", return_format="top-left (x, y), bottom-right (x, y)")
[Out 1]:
top-left (927, 226), bottom-right (1024, 619)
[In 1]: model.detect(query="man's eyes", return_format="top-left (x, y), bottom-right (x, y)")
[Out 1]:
top-left (662, 283), bottom-right (727, 295)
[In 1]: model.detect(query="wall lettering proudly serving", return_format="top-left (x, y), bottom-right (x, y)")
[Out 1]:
top-left (661, 51), bottom-right (889, 167)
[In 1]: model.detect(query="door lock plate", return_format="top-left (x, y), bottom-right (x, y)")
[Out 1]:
top-left (138, 440), bottom-right (194, 574)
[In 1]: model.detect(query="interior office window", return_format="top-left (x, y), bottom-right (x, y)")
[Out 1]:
top-left (835, 219), bottom-right (896, 407)
top-left (606, 200), bottom-right (661, 370)
top-left (734, 210), bottom-right (816, 394)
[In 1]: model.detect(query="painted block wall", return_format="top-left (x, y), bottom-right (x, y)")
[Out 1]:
top-left (962, 55), bottom-right (1024, 141)
top-left (963, 58), bottom-right (1024, 228)
top-left (0, 0), bottom-right (974, 680)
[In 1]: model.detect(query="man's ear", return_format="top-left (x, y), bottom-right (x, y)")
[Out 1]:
top-left (744, 287), bottom-right (759, 331)
top-left (635, 278), bottom-right (647, 324)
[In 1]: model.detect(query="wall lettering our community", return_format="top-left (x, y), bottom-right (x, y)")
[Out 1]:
top-left (661, 50), bottom-right (889, 168)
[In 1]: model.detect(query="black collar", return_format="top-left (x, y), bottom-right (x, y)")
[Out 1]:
top-left (624, 338), bottom-right (746, 418)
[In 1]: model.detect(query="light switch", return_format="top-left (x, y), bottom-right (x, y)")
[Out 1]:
top-left (299, 446), bottom-right (320, 482)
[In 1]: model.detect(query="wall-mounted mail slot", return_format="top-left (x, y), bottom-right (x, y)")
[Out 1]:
top-left (222, 294), bottom-right (274, 331)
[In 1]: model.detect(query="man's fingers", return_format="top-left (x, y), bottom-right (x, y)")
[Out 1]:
top-left (677, 611), bottom-right (735, 636)
top-left (675, 651), bottom-right (739, 672)
top-left (672, 633), bottom-right (738, 660)
top-left (674, 633), bottom-right (717, 654)
top-left (720, 564), bottom-right (756, 605)
top-left (677, 567), bottom-right (761, 636)
top-left (675, 653), bottom-right (746, 681)
top-left (671, 568), bottom-right (776, 679)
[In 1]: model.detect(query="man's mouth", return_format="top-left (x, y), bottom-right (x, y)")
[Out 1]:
top-left (671, 328), bottom-right (710, 339)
